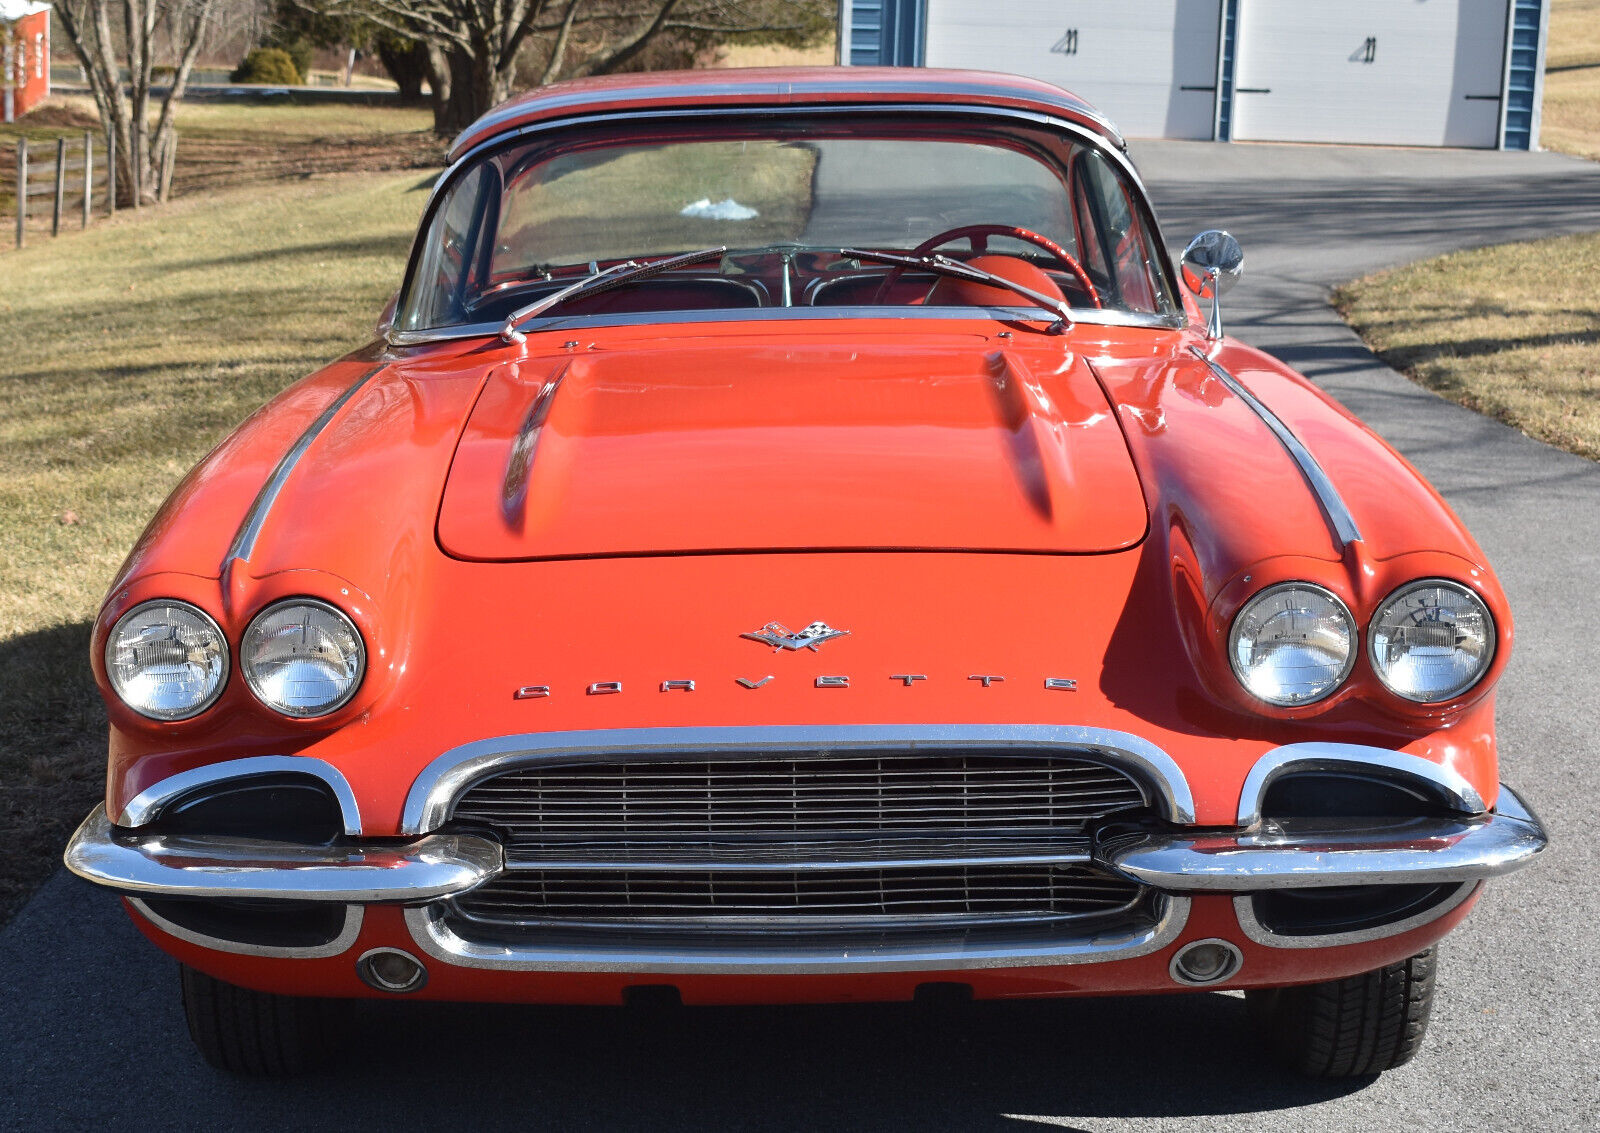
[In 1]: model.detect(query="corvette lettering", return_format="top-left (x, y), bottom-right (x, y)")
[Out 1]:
top-left (513, 674), bottom-right (1079, 698)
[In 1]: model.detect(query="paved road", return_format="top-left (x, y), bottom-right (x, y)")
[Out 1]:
top-left (5, 141), bottom-right (1599, 1132)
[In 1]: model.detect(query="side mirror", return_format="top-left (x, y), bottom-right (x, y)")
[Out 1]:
top-left (1181, 230), bottom-right (1243, 340)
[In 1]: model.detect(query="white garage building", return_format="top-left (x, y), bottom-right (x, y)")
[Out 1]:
top-left (840, 0), bottom-right (1551, 149)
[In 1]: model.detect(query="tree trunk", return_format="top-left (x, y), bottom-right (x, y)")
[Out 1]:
top-left (375, 37), bottom-right (430, 103)
top-left (54, 1), bottom-right (213, 207)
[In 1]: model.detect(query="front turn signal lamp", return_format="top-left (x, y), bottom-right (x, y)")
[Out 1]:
top-left (105, 600), bottom-right (229, 720)
top-left (1369, 580), bottom-right (1495, 703)
top-left (241, 599), bottom-right (366, 718)
top-left (1229, 582), bottom-right (1356, 706)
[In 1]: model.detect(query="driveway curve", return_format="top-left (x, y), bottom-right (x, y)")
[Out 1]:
top-left (3, 141), bottom-right (1598, 1132)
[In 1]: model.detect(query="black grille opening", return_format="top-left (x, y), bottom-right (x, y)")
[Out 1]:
top-left (1261, 772), bottom-right (1458, 821)
top-left (1248, 882), bottom-right (1468, 939)
top-left (154, 774), bottom-right (343, 844)
top-left (138, 897), bottom-right (347, 949)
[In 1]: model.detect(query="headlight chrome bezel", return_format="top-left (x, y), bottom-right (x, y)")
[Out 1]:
top-left (240, 597), bottom-right (367, 719)
top-left (1368, 578), bottom-right (1497, 704)
top-left (104, 599), bottom-right (231, 721)
top-left (1228, 581), bottom-right (1358, 708)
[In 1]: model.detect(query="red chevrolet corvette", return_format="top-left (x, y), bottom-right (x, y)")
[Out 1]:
top-left (66, 67), bottom-right (1544, 1076)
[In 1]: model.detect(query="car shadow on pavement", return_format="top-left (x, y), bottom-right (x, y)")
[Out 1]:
top-left (308, 992), bottom-right (1371, 1129)
top-left (2, 874), bottom-right (1373, 1131)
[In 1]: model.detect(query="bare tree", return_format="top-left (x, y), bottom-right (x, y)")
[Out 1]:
top-left (306, 1), bottom-right (825, 136)
top-left (54, 1), bottom-right (218, 206)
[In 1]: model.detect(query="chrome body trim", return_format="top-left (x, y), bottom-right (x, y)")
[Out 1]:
top-left (1189, 346), bottom-right (1364, 548)
top-left (402, 894), bottom-right (1190, 974)
top-left (393, 103), bottom-right (1183, 343)
top-left (223, 365), bottom-right (382, 569)
top-left (127, 898), bottom-right (364, 959)
top-left (1233, 882), bottom-right (1480, 949)
top-left (399, 724), bottom-right (1199, 834)
top-left (1106, 784), bottom-right (1545, 892)
top-left (65, 805), bottom-right (501, 903)
top-left (1237, 742), bottom-right (1487, 827)
top-left (497, 839), bottom-right (1096, 872)
top-left (118, 755), bottom-right (364, 835)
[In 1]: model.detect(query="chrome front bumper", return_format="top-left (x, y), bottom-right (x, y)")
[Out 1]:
top-left (65, 784), bottom-right (1546, 904)
top-left (65, 805), bottom-right (502, 904)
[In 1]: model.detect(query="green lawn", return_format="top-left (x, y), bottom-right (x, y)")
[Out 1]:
top-left (0, 167), bottom-right (432, 920)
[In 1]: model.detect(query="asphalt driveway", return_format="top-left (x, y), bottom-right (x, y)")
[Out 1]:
top-left (4, 140), bottom-right (1598, 1131)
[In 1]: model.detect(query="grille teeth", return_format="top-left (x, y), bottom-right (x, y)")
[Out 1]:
top-left (453, 864), bottom-right (1144, 927)
top-left (450, 753), bottom-right (1148, 845)
top-left (445, 752), bottom-right (1151, 934)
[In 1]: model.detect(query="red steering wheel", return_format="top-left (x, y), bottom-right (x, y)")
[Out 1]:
top-left (872, 224), bottom-right (1102, 308)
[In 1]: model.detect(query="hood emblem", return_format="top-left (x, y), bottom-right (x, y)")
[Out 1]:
top-left (742, 620), bottom-right (850, 652)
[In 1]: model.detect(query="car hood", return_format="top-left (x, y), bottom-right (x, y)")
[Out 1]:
top-left (435, 337), bottom-right (1149, 560)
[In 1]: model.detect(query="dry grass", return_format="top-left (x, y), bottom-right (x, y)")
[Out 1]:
top-left (712, 41), bottom-right (836, 68)
top-left (1335, 234), bottom-right (1600, 461)
top-left (1544, 0), bottom-right (1600, 158)
top-left (2, 95), bottom-right (440, 227)
top-left (0, 167), bottom-right (432, 921)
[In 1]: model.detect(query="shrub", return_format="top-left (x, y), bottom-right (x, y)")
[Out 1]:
top-left (231, 47), bottom-right (301, 86)
top-left (271, 38), bottom-right (315, 85)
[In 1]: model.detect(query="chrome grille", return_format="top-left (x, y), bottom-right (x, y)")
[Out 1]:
top-left (452, 864), bottom-right (1143, 928)
top-left (450, 752), bottom-right (1148, 846)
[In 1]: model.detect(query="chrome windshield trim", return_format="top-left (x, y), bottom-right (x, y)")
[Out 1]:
top-left (398, 102), bottom-right (1183, 338)
top-left (1105, 789), bottom-right (1545, 892)
top-left (449, 81), bottom-right (1121, 162)
top-left (118, 755), bottom-right (364, 835)
top-left (1233, 882), bottom-right (1479, 950)
top-left (403, 893), bottom-right (1189, 974)
top-left (127, 898), bottom-right (365, 959)
top-left (1237, 742), bottom-right (1488, 827)
top-left (66, 805), bottom-right (502, 903)
top-left (401, 724), bottom-right (1197, 835)
top-left (386, 303), bottom-right (1185, 347)
top-left (1189, 347), bottom-right (1364, 549)
top-left (224, 365), bottom-right (382, 569)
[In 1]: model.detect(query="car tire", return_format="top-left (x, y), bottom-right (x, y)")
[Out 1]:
top-left (180, 964), bottom-right (339, 1075)
top-left (1246, 946), bottom-right (1436, 1077)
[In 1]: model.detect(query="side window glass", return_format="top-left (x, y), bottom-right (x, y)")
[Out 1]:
top-left (1073, 150), bottom-right (1166, 314)
top-left (403, 165), bottom-right (492, 330)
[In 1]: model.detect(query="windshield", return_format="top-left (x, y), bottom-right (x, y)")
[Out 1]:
top-left (398, 117), bottom-right (1177, 333)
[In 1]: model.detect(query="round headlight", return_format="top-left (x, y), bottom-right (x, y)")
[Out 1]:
top-left (241, 599), bottom-right (365, 718)
top-left (104, 600), bottom-right (229, 720)
top-left (1229, 582), bottom-right (1356, 706)
top-left (1369, 580), bottom-right (1495, 703)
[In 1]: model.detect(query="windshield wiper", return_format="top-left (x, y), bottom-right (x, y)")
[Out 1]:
top-left (500, 246), bottom-right (729, 343)
top-left (838, 248), bottom-right (1073, 333)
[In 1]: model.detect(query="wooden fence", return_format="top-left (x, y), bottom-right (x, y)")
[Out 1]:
top-left (7, 131), bottom-right (179, 249)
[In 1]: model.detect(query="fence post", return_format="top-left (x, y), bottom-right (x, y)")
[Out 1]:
top-left (14, 138), bottom-right (25, 249)
top-left (82, 131), bottom-right (92, 229)
top-left (106, 128), bottom-right (116, 216)
top-left (52, 137), bottom-right (66, 236)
